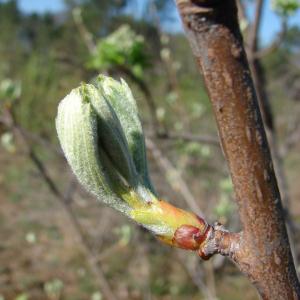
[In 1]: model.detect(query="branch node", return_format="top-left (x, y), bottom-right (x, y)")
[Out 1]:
top-left (198, 223), bottom-right (241, 260)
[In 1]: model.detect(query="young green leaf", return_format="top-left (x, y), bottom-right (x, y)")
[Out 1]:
top-left (56, 75), bottom-right (209, 251)
top-left (56, 86), bottom-right (131, 214)
top-left (94, 75), bottom-right (155, 192)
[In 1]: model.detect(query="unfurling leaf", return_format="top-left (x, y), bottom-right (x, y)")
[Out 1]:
top-left (93, 75), bottom-right (154, 192)
top-left (56, 75), bottom-right (209, 250)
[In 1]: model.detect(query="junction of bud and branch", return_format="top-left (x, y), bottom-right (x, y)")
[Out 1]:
top-left (134, 198), bottom-right (242, 260)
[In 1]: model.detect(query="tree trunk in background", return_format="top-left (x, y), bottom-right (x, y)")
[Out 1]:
top-left (246, 0), bottom-right (292, 226)
top-left (246, 0), bottom-right (298, 268)
top-left (175, 0), bottom-right (300, 299)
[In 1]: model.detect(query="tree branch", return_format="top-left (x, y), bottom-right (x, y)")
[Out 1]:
top-left (175, 0), bottom-right (300, 298)
top-left (236, 0), bottom-right (247, 25)
top-left (153, 131), bottom-right (220, 146)
top-left (72, 8), bottom-right (97, 55)
top-left (146, 137), bottom-right (205, 217)
top-left (248, 0), bottom-right (264, 53)
top-left (253, 20), bottom-right (287, 59)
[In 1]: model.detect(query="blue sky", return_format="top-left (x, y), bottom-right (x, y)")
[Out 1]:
top-left (16, 0), bottom-right (300, 45)
top-left (18, 0), bottom-right (65, 13)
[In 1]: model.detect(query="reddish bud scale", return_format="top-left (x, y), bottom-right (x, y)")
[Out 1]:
top-left (173, 222), bottom-right (212, 251)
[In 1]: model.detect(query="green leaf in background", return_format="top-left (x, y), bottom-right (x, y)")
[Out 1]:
top-left (214, 178), bottom-right (235, 221)
top-left (114, 225), bottom-right (132, 246)
top-left (1, 132), bottom-right (16, 153)
top-left (214, 195), bottom-right (235, 220)
top-left (0, 79), bottom-right (21, 111)
top-left (87, 25), bottom-right (148, 78)
top-left (15, 294), bottom-right (28, 300)
top-left (91, 291), bottom-right (103, 300)
top-left (44, 278), bottom-right (64, 300)
top-left (271, 0), bottom-right (300, 16)
top-left (219, 177), bottom-right (234, 194)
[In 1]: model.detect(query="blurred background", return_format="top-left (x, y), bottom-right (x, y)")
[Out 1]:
top-left (0, 0), bottom-right (299, 299)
